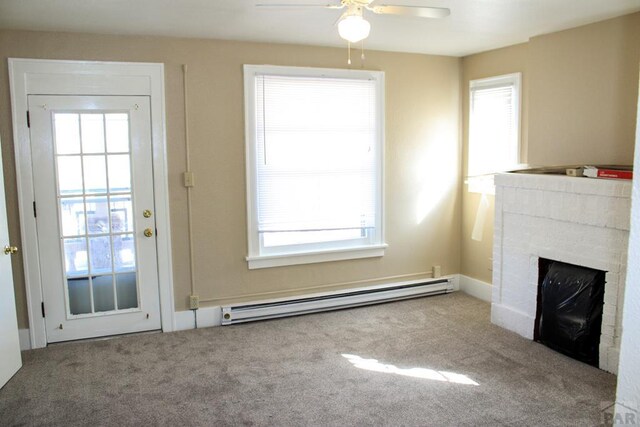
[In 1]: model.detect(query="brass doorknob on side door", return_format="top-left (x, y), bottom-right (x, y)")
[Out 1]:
top-left (144, 228), bottom-right (154, 238)
top-left (4, 245), bottom-right (18, 255)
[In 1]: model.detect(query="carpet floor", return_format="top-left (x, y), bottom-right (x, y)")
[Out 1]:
top-left (0, 292), bottom-right (616, 426)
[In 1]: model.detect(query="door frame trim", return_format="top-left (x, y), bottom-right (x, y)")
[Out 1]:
top-left (9, 58), bottom-right (176, 348)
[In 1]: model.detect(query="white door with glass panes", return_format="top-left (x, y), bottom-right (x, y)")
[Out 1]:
top-left (28, 95), bottom-right (161, 343)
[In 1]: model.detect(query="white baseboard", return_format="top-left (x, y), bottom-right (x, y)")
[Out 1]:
top-left (449, 274), bottom-right (460, 291)
top-left (196, 306), bottom-right (222, 327)
top-left (459, 275), bottom-right (492, 302)
top-left (174, 310), bottom-right (195, 331)
top-left (19, 329), bottom-right (31, 351)
top-left (174, 306), bottom-right (222, 331)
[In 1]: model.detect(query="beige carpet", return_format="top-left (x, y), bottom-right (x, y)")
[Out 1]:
top-left (0, 292), bottom-right (615, 426)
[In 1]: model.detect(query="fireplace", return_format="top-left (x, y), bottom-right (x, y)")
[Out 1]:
top-left (492, 172), bottom-right (631, 373)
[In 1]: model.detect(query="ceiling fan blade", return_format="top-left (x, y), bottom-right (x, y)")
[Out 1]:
top-left (256, 3), bottom-right (345, 9)
top-left (366, 5), bottom-right (450, 18)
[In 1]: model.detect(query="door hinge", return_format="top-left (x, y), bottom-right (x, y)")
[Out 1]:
top-left (33, 201), bottom-right (37, 218)
top-left (41, 302), bottom-right (45, 318)
top-left (26, 111), bottom-right (30, 128)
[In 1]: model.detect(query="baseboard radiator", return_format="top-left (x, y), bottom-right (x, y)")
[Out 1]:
top-left (221, 278), bottom-right (453, 325)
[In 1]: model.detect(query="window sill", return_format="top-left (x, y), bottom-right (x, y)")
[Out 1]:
top-left (466, 175), bottom-right (496, 195)
top-left (246, 244), bottom-right (388, 270)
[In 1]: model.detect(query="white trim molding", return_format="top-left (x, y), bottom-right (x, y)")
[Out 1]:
top-left (18, 329), bottom-right (31, 351)
top-left (246, 244), bottom-right (388, 269)
top-left (243, 64), bottom-right (386, 269)
top-left (175, 306), bottom-right (222, 331)
top-left (467, 72), bottom-right (522, 194)
top-left (459, 275), bottom-right (492, 302)
top-left (174, 310), bottom-right (196, 331)
top-left (8, 58), bottom-right (175, 348)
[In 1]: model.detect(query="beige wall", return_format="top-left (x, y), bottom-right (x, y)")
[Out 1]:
top-left (0, 30), bottom-right (462, 329)
top-left (461, 13), bottom-right (640, 283)
top-left (528, 13), bottom-right (640, 166)
top-left (461, 43), bottom-right (529, 284)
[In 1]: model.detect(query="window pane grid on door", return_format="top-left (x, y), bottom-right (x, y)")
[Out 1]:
top-left (60, 193), bottom-right (133, 237)
top-left (62, 229), bottom-right (136, 240)
top-left (53, 111), bottom-right (139, 317)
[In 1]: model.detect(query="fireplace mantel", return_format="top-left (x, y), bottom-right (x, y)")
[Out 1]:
top-left (492, 172), bottom-right (631, 373)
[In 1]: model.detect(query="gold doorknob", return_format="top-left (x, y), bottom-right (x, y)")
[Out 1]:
top-left (143, 209), bottom-right (153, 218)
top-left (143, 228), bottom-right (154, 238)
top-left (4, 245), bottom-right (18, 255)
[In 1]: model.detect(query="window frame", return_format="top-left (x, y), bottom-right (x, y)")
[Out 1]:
top-left (467, 72), bottom-right (522, 194)
top-left (243, 64), bottom-right (386, 269)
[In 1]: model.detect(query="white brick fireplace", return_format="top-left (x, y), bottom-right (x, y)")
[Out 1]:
top-left (492, 173), bottom-right (631, 374)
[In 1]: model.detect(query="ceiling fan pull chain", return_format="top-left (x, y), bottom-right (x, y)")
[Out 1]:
top-left (361, 40), bottom-right (365, 64)
top-left (347, 41), bottom-right (352, 65)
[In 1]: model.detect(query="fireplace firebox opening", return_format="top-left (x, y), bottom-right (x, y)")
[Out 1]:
top-left (534, 258), bottom-right (606, 367)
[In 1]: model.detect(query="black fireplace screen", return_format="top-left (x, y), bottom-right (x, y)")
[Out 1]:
top-left (535, 259), bottom-right (606, 367)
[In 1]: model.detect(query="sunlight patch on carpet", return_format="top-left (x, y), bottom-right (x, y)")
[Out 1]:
top-left (342, 354), bottom-right (479, 386)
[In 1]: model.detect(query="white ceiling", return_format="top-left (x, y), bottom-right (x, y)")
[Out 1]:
top-left (0, 0), bottom-right (639, 57)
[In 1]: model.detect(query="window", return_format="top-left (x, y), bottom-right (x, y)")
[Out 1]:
top-left (468, 73), bottom-right (521, 192)
top-left (244, 65), bottom-right (386, 269)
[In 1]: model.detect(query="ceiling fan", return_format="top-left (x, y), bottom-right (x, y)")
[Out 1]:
top-left (256, 0), bottom-right (450, 43)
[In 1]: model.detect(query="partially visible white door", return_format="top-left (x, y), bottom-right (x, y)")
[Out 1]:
top-left (28, 95), bottom-right (161, 342)
top-left (0, 135), bottom-right (22, 388)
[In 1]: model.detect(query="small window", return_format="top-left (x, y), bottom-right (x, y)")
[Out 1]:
top-left (243, 65), bottom-right (386, 269)
top-left (468, 73), bottom-right (521, 191)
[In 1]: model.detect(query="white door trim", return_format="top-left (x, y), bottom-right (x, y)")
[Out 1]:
top-left (8, 58), bottom-right (175, 348)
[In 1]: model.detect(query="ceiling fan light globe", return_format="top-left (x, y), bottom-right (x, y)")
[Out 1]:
top-left (338, 15), bottom-right (371, 43)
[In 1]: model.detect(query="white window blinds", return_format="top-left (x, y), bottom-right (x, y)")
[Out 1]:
top-left (254, 73), bottom-right (378, 245)
top-left (468, 73), bottom-right (520, 177)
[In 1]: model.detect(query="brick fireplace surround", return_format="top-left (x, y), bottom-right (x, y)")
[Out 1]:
top-left (492, 173), bottom-right (631, 374)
